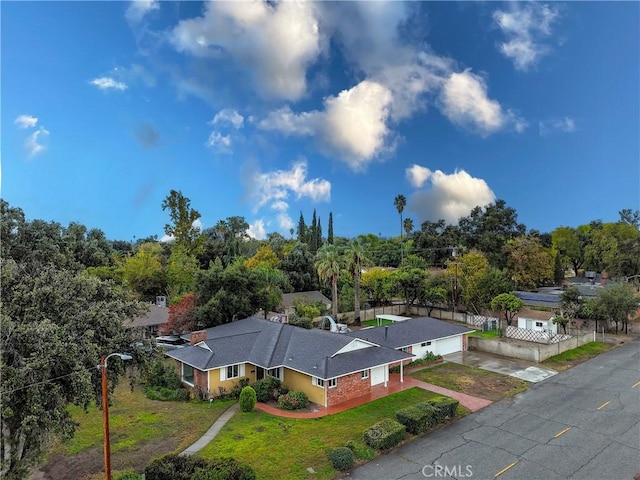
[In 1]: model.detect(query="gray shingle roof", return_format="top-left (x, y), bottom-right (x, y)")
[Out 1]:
top-left (347, 317), bottom-right (474, 349)
top-left (165, 317), bottom-right (412, 380)
top-left (127, 304), bottom-right (169, 328)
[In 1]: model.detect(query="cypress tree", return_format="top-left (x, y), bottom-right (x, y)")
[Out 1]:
top-left (317, 217), bottom-right (323, 250)
top-left (297, 212), bottom-right (307, 243)
top-left (328, 212), bottom-right (334, 244)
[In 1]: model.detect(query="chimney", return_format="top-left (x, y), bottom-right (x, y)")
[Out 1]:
top-left (156, 295), bottom-right (166, 308)
top-left (600, 271), bottom-right (608, 286)
top-left (190, 330), bottom-right (208, 345)
top-left (384, 326), bottom-right (388, 340)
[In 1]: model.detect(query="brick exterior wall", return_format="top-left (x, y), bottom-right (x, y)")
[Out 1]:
top-left (190, 330), bottom-right (208, 345)
top-left (326, 371), bottom-right (371, 407)
top-left (194, 368), bottom-right (208, 394)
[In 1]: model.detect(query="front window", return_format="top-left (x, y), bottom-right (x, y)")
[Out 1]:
top-left (183, 364), bottom-right (194, 385)
top-left (313, 377), bottom-right (324, 387)
top-left (267, 367), bottom-right (282, 380)
top-left (328, 378), bottom-right (337, 388)
top-left (227, 364), bottom-right (240, 379)
top-left (400, 347), bottom-right (409, 353)
top-left (361, 369), bottom-right (369, 379)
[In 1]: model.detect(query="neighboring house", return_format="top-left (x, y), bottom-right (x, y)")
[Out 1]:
top-left (126, 296), bottom-right (169, 339)
top-left (280, 290), bottom-right (331, 317)
top-left (515, 291), bottom-right (561, 310)
top-left (348, 317), bottom-right (474, 359)
top-left (165, 316), bottom-right (473, 408)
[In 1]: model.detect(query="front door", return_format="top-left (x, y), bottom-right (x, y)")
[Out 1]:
top-left (256, 367), bottom-right (265, 381)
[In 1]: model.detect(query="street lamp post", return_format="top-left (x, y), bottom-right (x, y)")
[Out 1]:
top-left (100, 353), bottom-right (132, 480)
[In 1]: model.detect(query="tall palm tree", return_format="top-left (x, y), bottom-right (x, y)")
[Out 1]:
top-left (345, 240), bottom-right (371, 326)
top-left (314, 244), bottom-right (342, 319)
top-left (403, 217), bottom-right (414, 236)
top-left (394, 194), bottom-right (406, 263)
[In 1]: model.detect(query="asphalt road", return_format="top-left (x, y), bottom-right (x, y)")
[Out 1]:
top-left (351, 338), bottom-right (640, 480)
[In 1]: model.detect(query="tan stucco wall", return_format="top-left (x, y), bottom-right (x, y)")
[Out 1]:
top-left (283, 368), bottom-right (325, 406)
top-left (206, 362), bottom-right (257, 396)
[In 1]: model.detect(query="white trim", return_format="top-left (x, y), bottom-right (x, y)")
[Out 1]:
top-left (332, 338), bottom-right (379, 356)
top-left (196, 341), bottom-right (211, 351)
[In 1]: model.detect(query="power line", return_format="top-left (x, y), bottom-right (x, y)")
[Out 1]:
top-left (0, 365), bottom-right (99, 396)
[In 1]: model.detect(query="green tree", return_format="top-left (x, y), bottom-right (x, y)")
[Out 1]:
top-left (490, 292), bottom-right (524, 328)
top-left (551, 226), bottom-right (587, 276)
top-left (297, 212), bottom-right (307, 244)
top-left (315, 244), bottom-right (343, 318)
top-left (619, 208), bottom-right (640, 228)
top-left (593, 283), bottom-right (638, 334)
top-left (1, 259), bottom-right (143, 479)
top-left (412, 220), bottom-right (462, 268)
top-left (253, 265), bottom-right (290, 319)
top-left (280, 242), bottom-right (318, 292)
top-left (161, 190), bottom-right (204, 255)
top-left (244, 245), bottom-right (280, 270)
top-left (166, 246), bottom-right (199, 305)
top-left (419, 281), bottom-right (448, 316)
top-left (327, 212), bottom-right (334, 245)
top-left (361, 268), bottom-right (394, 308)
top-left (475, 267), bottom-right (513, 312)
top-left (553, 286), bottom-right (583, 334)
top-left (448, 250), bottom-right (489, 314)
top-left (344, 240), bottom-right (371, 325)
top-left (122, 242), bottom-right (167, 301)
top-left (505, 236), bottom-right (554, 290)
top-left (392, 267), bottom-right (427, 307)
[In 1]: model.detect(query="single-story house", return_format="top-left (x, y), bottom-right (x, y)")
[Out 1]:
top-left (166, 316), bottom-right (473, 408)
top-left (280, 290), bottom-right (331, 317)
top-left (348, 317), bottom-right (474, 360)
top-left (516, 309), bottom-right (557, 335)
top-left (126, 296), bottom-right (169, 339)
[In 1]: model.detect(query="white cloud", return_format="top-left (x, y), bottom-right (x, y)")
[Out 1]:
top-left (250, 160), bottom-right (331, 213)
top-left (247, 219), bottom-right (267, 240)
top-left (160, 218), bottom-right (201, 243)
top-left (260, 80), bottom-right (394, 171)
top-left (211, 109), bottom-right (244, 129)
top-left (408, 167), bottom-right (496, 224)
top-left (15, 115), bottom-right (38, 129)
top-left (439, 70), bottom-right (523, 136)
top-left (90, 77), bottom-right (128, 91)
top-left (205, 131), bottom-right (232, 153)
top-left (126, 0), bottom-right (159, 23)
top-left (276, 212), bottom-right (294, 232)
top-left (25, 127), bottom-right (50, 158)
top-left (539, 116), bottom-right (576, 136)
top-left (170, 1), bottom-right (322, 101)
top-left (493, 3), bottom-right (560, 71)
top-left (406, 164), bottom-right (432, 189)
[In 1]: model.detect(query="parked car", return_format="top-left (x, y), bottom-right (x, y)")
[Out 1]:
top-left (155, 335), bottom-right (188, 351)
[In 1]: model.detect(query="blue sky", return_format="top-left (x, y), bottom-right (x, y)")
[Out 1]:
top-left (3, 1), bottom-right (639, 242)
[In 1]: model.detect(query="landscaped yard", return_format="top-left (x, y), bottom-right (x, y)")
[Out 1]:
top-left (468, 329), bottom-right (500, 339)
top-left (198, 387), bottom-right (450, 480)
top-left (541, 341), bottom-right (614, 371)
top-left (39, 383), bottom-right (235, 480)
top-left (361, 318), bottom-right (394, 327)
top-left (410, 363), bottom-right (530, 401)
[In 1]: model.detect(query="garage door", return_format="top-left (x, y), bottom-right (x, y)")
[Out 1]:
top-left (370, 366), bottom-right (386, 386)
top-left (434, 336), bottom-right (461, 356)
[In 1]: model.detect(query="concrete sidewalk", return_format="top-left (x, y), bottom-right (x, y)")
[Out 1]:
top-left (180, 403), bottom-right (239, 456)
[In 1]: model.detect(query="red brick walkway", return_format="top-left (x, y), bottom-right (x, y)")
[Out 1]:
top-left (254, 374), bottom-right (491, 419)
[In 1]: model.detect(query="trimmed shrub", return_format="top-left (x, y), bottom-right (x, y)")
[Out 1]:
top-left (427, 397), bottom-right (459, 422)
top-left (413, 402), bottom-right (438, 427)
top-left (144, 385), bottom-right (190, 402)
top-left (396, 405), bottom-right (433, 435)
top-left (363, 418), bottom-right (406, 450)
top-left (114, 471), bottom-right (142, 480)
top-left (330, 447), bottom-right (355, 471)
top-left (253, 376), bottom-right (286, 403)
top-left (278, 391), bottom-right (309, 410)
top-left (145, 454), bottom-right (255, 480)
top-left (239, 386), bottom-right (257, 412)
top-left (191, 458), bottom-right (256, 480)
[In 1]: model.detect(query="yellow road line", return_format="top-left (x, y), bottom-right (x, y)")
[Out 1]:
top-left (632, 380), bottom-right (640, 389)
top-left (554, 427), bottom-right (571, 438)
top-left (597, 400), bottom-right (611, 410)
top-left (494, 461), bottom-right (519, 478)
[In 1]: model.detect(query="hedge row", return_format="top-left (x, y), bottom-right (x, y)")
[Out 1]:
top-left (363, 418), bottom-right (406, 450)
top-left (144, 454), bottom-right (255, 480)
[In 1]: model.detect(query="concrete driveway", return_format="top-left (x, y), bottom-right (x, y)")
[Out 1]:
top-left (443, 350), bottom-right (557, 382)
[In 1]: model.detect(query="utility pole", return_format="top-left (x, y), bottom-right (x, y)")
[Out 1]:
top-left (451, 246), bottom-right (458, 319)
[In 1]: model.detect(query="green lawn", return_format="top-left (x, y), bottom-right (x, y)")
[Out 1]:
top-left (52, 383), bottom-right (235, 457)
top-left (199, 388), bottom-right (450, 479)
top-left (468, 329), bottom-right (500, 338)
top-left (542, 342), bottom-right (614, 371)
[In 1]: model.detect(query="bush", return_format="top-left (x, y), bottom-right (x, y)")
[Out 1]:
top-left (114, 471), bottom-right (141, 480)
top-left (231, 378), bottom-right (250, 399)
top-left (287, 313), bottom-right (313, 329)
top-left (191, 458), bottom-right (256, 480)
top-left (145, 360), bottom-right (183, 390)
top-left (426, 397), bottom-right (459, 422)
top-left (145, 454), bottom-right (255, 480)
top-left (363, 418), bottom-right (406, 450)
top-left (253, 376), bottom-right (287, 403)
top-left (278, 391), bottom-right (309, 410)
top-left (239, 386), bottom-right (257, 412)
top-left (330, 447), bottom-right (355, 471)
top-left (395, 405), bottom-right (434, 435)
top-left (144, 385), bottom-right (190, 402)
